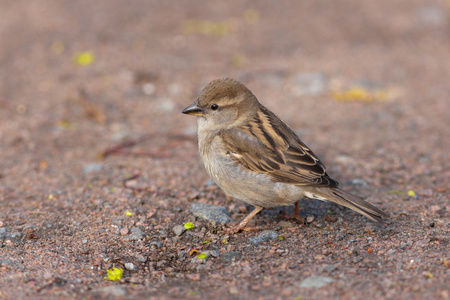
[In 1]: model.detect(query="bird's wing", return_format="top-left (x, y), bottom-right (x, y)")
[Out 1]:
top-left (219, 107), bottom-right (338, 188)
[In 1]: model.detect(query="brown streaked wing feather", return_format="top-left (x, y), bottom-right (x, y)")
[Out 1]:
top-left (219, 107), bottom-right (339, 188)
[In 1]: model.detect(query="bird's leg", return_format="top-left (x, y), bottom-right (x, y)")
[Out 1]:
top-left (282, 201), bottom-right (305, 223)
top-left (225, 194), bottom-right (233, 202)
top-left (225, 206), bottom-right (264, 233)
top-left (294, 201), bottom-right (300, 216)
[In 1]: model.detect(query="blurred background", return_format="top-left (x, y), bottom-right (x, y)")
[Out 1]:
top-left (1, 0), bottom-right (448, 188)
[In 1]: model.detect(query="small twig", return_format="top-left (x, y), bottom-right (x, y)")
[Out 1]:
top-left (122, 173), bottom-right (142, 186)
top-left (99, 134), bottom-right (194, 159)
top-left (103, 149), bottom-right (172, 159)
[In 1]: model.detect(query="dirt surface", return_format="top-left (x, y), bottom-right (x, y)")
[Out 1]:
top-left (1, 1), bottom-right (449, 299)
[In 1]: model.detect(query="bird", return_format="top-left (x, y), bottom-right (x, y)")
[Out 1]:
top-left (182, 78), bottom-right (388, 233)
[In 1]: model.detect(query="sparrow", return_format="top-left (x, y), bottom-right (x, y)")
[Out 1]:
top-left (182, 78), bottom-right (388, 233)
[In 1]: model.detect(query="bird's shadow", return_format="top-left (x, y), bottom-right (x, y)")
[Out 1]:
top-left (258, 198), bottom-right (333, 218)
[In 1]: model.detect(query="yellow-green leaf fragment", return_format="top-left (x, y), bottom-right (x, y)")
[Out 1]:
top-left (51, 41), bottom-right (64, 55)
top-left (201, 240), bottom-right (211, 244)
top-left (231, 55), bottom-right (245, 68)
top-left (407, 190), bottom-right (416, 197)
top-left (181, 20), bottom-right (231, 36)
top-left (73, 51), bottom-right (95, 66)
top-left (125, 211), bottom-right (132, 216)
top-left (388, 190), bottom-right (404, 195)
top-left (278, 235), bottom-right (284, 241)
top-left (184, 222), bottom-right (194, 230)
top-left (331, 87), bottom-right (387, 103)
top-left (197, 253), bottom-right (207, 259)
top-left (105, 267), bottom-right (123, 281)
top-left (222, 239), bottom-right (228, 244)
top-left (243, 9), bottom-right (260, 24)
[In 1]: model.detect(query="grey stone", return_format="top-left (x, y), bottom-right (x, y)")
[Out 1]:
top-left (278, 221), bottom-right (294, 228)
top-left (325, 264), bottom-right (337, 272)
top-left (194, 250), bottom-right (220, 263)
top-left (205, 178), bottom-right (216, 187)
top-left (0, 227), bottom-right (10, 238)
top-left (83, 163), bottom-right (102, 174)
top-left (347, 178), bottom-right (368, 186)
top-left (127, 227), bottom-right (145, 241)
top-left (92, 286), bottom-right (128, 297)
top-left (417, 5), bottom-right (446, 26)
top-left (189, 203), bottom-right (231, 224)
top-left (299, 276), bottom-right (335, 288)
top-left (10, 232), bottom-right (21, 238)
top-left (149, 241), bottom-right (162, 249)
top-left (248, 230), bottom-right (279, 245)
top-left (172, 225), bottom-right (187, 236)
top-left (1, 229), bottom-right (22, 239)
top-left (178, 251), bottom-right (187, 260)
top-left (136, 255), bottom-right (147, 263)
top-left (124, 262), bottom-right (136, 271)
top-left (290, 72), bottom-right (328, 96)
top-left (221, 251), bottom-right (241, 261)
top-left (203, 250), bottom-right (220, 258)
top-left (0, 258), bottom-right (15, 266)
top-left (24, 224), bottom-right (38, 230)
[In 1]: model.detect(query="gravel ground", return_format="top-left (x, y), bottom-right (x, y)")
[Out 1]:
top-left (1, 1), bottom-right (449, 299)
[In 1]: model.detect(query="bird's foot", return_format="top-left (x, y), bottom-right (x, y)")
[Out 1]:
top-left (222, 206), bottom-right (264, 234)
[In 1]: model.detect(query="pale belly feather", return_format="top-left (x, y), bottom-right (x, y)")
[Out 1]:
top-left (199, 134), bottom-right (303, 208)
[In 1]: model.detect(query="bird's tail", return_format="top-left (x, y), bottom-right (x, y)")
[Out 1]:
top-left (311, 188), bottom-right (389, 224)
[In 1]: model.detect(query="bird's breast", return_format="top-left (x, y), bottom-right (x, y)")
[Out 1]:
top-left (198, 134), bottom-right (301, 207)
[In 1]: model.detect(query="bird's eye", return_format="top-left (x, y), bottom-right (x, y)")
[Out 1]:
top-left (211, 104), bottom-right (219, 110)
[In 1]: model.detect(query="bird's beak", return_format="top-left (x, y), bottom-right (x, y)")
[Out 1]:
top-left (182, 100), bottom-right (204, 116)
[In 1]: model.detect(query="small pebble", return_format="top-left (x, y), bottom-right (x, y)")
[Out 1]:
top-left (178, 251), bottom-right (186, 260)
top-left (325, 264), bottom-right (337, 272)
top-left (83, 163), bottom-right (102, 175)
top-left (0, 227), bottom-right (10, 237)
top-left (205, 179), bottom-right (216, 187)
top-left (221, 251), bottom-right (241, 261)
top-left (229, 286), bottom-right (239, 295)
top-left (149, 241), bottom-right (162, 249)
top-left (347, 178), bottom-right (368, 186)
top-left (92, 286), bottom-right (128, 297)
top-left (125, 263), bottom-right (137, 271)
top-left (290, 72), bottom-right (328, 96)
top-left (142, 83), bottom-right (155, 95)
top-left (203, 250), bottom-right (220, 258)
top-left (157, 98), bottom-right (175, 112)
top-left (127, 227), bottom-right (145, 241)
top-left (248, 230), bottom-right (279, 245)
top-left (8, 232), bottom-right (22, 239)
top-left (0, 258), bottom-right (15, 267)
top-left (172, 225), bottom-right (187, 236)
top-left (136, 255), bottom-right (147, 263)
top-left (386, 249), bottom-right (396, 256)
top-left (194, 250), bottom-right (220, 263)
top-left (189, 203), bottom-right (231, 224)
top-left (299, 276), bottom-right (335, 288)
top-left (278, 221), bottom-right (294, 228)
